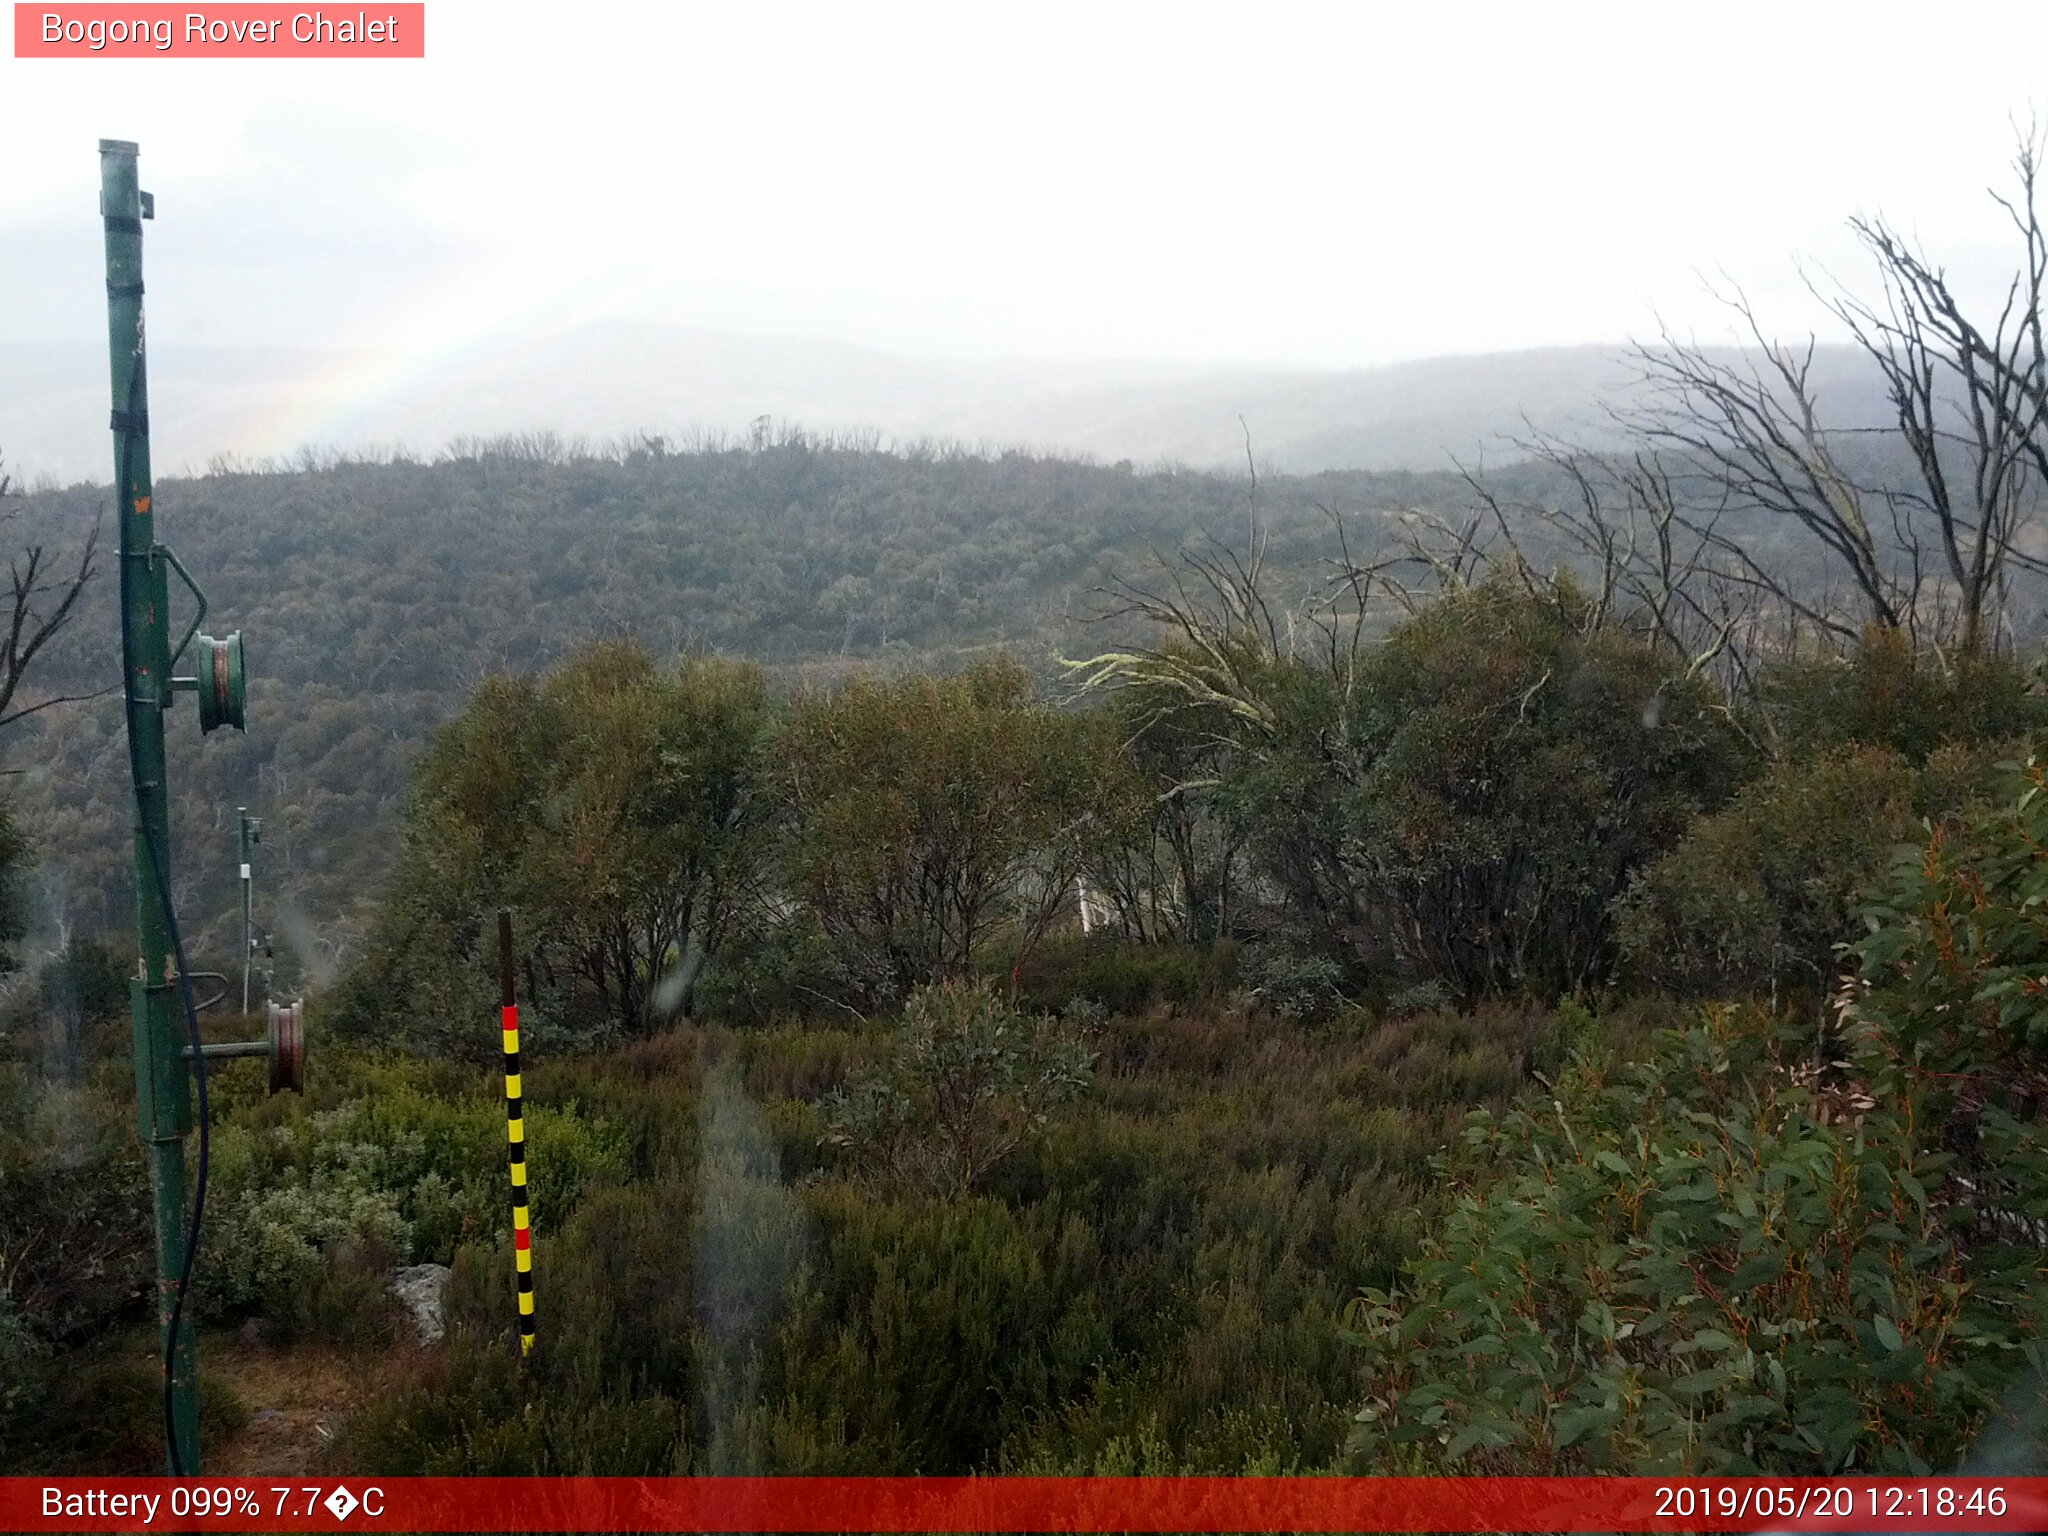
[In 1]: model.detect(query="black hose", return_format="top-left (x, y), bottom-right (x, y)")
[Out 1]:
top-left (114, 359), bottom-right (211, 1477)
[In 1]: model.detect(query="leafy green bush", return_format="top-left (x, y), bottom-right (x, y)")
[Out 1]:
top-left (1348, 1004), bottom-right (2048, 1474)
top-left (216, 1061), bottom-right (630, 1266)
top-left (191, 1049), bottom-right (630, 1342)
top-left (1853, 752), bottom-right (2048, 1237)
top-left (0, 795), bottom-right (30, 979)
top-left (1617, 744), bottom-right (1920, 997)
top-left (777, 660), bottom-right (1112, 1004)
top-left (689, 922), bottom-right (868, 1029)
top-left (0, 1069), bottom-right (150, 1345)
top-left (0, 940), bottom-right (1558, 1480)
top-left (1345, 579), bottom-right (1748, 996)
top-left (32, 939), bottom-right (128, 1048)
top-left (1856, 753), bottom-right (2048, 1067)
top-left (1620, 741), bottom-right (2014, 1000)
top-left (818, 981), bottom-right (1095, 1196)
top-left (351, 993), bottom-right (1483, 1476)
top-left (336, 646), bottom-right (774, 1050)
top-left (0, 1025), bottom-right (152, 1469)
top-left (336, 1080), bottom-right (631, 1259)
top-left (1754, 628), bottom-right (2046, 763)
top-left (201, 1126), bottom-right (413, 1335)
top-left (1008, 936), bottom-right (1231, 1019)
top-left (1236, 941), bottom-right (1346, 1022)
top-left (344, 1322), bottom-right (687, 1475)
top-left (1385, 979), bottom-right (1455, 1017)
top-left (0, 1343), bottom-right (247, 1474)
top-left (758, 1188), bottom-right (1104, 1473)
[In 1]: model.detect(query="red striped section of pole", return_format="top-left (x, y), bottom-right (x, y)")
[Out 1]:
top-left (498, 907), bottom-right (535, 1356)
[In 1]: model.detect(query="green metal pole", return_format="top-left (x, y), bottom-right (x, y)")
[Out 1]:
top-left (103, 137), bottom-right (200, 1476)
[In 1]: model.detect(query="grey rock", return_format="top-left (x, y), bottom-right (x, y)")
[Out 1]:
top-left (388, 1262), bottom-right (452, 1346)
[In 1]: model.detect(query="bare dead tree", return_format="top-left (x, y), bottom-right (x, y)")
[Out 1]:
top-left (1851, 131), bottom-right (2048, 524)
top-left (1325, 442), bottom-right (1767, 690)
top-left (1510, 431), bottom-right (1865, 685)
top-left (1607, 130), bottom-right (2048, 663)
top-left (1812, 141), bottom-right (2048, 660)
top-left (1613, 289), bottom-right (1920, 644)
top-left (0, 452), bottom-right (106, 736)
top-left (2001, 139), bottom-right (2048, 493)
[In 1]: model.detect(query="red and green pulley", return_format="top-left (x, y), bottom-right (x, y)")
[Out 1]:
top-left (156, 544), bottom-right (245, 733)
top-left (193, 631), bottom-right (245, 734)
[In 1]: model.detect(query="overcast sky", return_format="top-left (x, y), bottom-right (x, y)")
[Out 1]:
top-left (5, 1), bottom-right (2048, 372)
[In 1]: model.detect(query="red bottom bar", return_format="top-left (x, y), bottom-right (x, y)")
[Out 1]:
top-left (7, 1476), bottom-right (2047, 1533)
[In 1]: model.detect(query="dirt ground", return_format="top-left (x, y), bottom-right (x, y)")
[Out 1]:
top-left (202, 1328), bottom-right (422, 1476)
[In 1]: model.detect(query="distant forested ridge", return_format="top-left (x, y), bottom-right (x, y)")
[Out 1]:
top-left (9, 398), bottom-right (2036, 983)
top-left (0, 434), bottom-right (1475, 968)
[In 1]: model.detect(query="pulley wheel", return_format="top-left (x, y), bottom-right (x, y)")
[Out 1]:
top-left (268, 999), bottom-right (304, 1094)
top-left (196, 630), bottom-right (246, 734)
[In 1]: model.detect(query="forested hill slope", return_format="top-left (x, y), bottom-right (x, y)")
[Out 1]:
top-left (0, 437), bottom-right (1467, 970)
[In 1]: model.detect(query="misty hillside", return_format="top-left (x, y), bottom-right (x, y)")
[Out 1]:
top-left (0, 438), bottom-right (1474, 971)
top-left (0, 329), bottom-right (1897, 484)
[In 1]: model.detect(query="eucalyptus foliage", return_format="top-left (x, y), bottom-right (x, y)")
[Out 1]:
top-left (338, 643), bottom-right (773, 1045)
top-left (1348, 1008), bottom-right (2048, 1473)
top-left (777, 661), bottom-right (1112, 1003)
top-left (818, 980), bottom-right (1095, 1197)
top-left (1352, 758), bottom-right (2048, 1473)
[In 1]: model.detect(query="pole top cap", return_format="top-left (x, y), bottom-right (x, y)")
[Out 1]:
top-left (99, 138), bottom-right (139, 155)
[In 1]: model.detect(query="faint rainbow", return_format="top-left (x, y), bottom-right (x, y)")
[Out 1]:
top-left (225, 260), bottom-right (645, 459)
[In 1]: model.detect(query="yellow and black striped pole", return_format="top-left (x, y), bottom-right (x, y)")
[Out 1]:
top-left (498, 908), bottom-right (535, 1356)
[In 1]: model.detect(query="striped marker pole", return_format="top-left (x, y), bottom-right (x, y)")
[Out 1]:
top-left (498, 908), bottom-right (535, 1357)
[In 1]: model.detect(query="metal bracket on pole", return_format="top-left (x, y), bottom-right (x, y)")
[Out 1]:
top-left (157, 543), bottom-right (208, 669)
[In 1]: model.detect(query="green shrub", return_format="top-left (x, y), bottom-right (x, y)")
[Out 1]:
top-left (212, 1062), bottom-right (631, 1273)
top-left (345, 1327), bottom-right (686, 1474)
top-left (176, 1044), bottom-right (630, 1345)
top-left (731, 1026), bottom-right (863, 1105)
top-left (1385, 979), bottom-right (1455, 1017)
top-left (336, 647), bottom-right (775, 1050)
top-left (0, 1069), bottom-right (150, 1344)
top-left (201, 1131), bottom-right (413, 1336)
top-left (0, 795), bottom-right (30, 979)
top-left (47, 939), bottom-right (127, 1020)
top-left (1008, 936), bottom-right (1230, 1018)
top-left (818, 981), bottom-right (1096, 1196)
top-left (25, 940), bottom-right (129, 1072)
top-left (1856, 752), bottom-right (2048, 1067)
top-left (691, 922), bottom-right (869, 1027)
top-left (1619, 741), bottom-right (2013, 999)
top-left (1349, 1003), bottom-right (2048, 1474)
top-left (258, 989), bottom-right (1561, 1477)
top-left (17, 1351), bottom-right (160, 1472)
top-left (1854, 752), bottom-right (2048, 1232)
top-left (1754, 629), bottom-right (2046, 762)
top-left (1617, 744), bottom-right (1920, 997)
top-left (758, 1188), bottom-right (1096, 1473)
top-left (1345, 578), bottom-right (1748, 997)
top-left (1236, 941), bottom-right (1346, 1021)
top-left (776, 660), bottom-right (1112, 1004)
